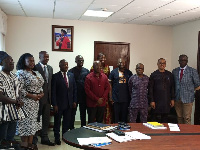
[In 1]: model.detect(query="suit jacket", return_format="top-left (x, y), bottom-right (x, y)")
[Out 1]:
top-left (51, 71), bottom-right (77, 110)
top-left (172, 66), bottom-right (200, 103)
top-left (35, 63), bottom-right (53, 105)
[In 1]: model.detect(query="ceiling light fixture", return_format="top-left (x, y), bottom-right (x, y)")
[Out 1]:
top-left (84, 8), bottom-right (113, 17)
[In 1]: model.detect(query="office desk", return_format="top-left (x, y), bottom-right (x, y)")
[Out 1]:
top-left (63, 123), bottom-right (200, 150)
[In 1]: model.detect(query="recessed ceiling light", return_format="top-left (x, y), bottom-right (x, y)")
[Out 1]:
top-left (84, 10), bottom-right (113, 17)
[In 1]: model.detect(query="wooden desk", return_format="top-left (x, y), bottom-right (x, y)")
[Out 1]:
top-left (63, 123), bottom-right (200, 150)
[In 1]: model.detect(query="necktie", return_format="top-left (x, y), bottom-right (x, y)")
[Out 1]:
top-left (63, 73), bottom-right (68, 87)
top-left (44, 66), bottom-right (48, 83)
top-left (180, 69), bottom-right (184, 81)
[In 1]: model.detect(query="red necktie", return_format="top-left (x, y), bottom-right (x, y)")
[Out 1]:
top-left (63, 73), bottom-right (68, 87)
top-left (180, 69), bottom-right (184, 81)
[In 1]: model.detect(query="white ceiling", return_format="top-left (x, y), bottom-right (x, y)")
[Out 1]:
top-left (1, 0), bottom-right (200, 26)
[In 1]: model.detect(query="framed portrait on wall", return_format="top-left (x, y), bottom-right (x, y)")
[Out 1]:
top-left (52, 25), bottom-right (74, 52)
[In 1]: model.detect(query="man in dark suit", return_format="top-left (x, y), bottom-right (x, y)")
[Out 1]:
top-left (34, 51), bottom-right (54, 146)
top-left (52, 59), bottom-right (77, 145)
top-left (68, 55), bottom-right (89, 128)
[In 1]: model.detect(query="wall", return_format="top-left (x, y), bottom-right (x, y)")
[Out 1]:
top-left (5, 16), bottom-right (173, 121)
top-left (6, 16), bottom-right (172, 75)
top-left (172, 20), bottom-right (200, 69)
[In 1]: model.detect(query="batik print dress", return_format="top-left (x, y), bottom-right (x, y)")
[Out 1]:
top-left (16, 70), bottom-right (44, 136)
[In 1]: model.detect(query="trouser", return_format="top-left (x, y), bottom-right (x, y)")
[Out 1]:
top-left (114, 102), bottom-right (129, 123)
top-left (54, 107), bottom-right (72, 139)
top-left (70, 102), bottom-right (87, 129)
top-left (129, 108), bottom-right (148, 123)
top-left (0, 121), bottom-right (17, 141)
top-left (87, 107), bottom-right (105, 123)
top-left (175, 100), bottom-right (193, 124)
top-left (33, 102), bottom-right (50, 144)
top-left (40, 103), bottom-right (50, 141)
top-left (151, 112), bottom-right (169, 123)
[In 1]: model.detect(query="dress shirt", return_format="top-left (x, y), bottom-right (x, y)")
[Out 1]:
top-left (40, 62), bottom-right (49, 83)
top-left (179, 65), bottom-right (187, 79)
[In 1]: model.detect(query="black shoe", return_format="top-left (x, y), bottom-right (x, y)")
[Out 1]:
top-left (55, 139), bottom-right (61, 145)
top-left (41, 140), bottom-right (55, 146)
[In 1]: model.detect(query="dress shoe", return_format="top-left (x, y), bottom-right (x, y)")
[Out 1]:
top-left (41, 140), bottom-right (55, 146)
top-left (55, 139), bottom-right (61, 145)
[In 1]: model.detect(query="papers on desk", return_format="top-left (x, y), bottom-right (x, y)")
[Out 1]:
top-left (77, 137), bottom-right (112, 146)
top-left (106, 131), bottom-right (151, 143)
top-left (106, 133), bottom-right (132, 142)
top-left (168, 123), bottom-right (180, 131)
top-left (143, 123), bottom-right (167, 129)
top-left (83, 123), bottom-right (116, 132)
top-left (126, 131), bottom-right (151, 140)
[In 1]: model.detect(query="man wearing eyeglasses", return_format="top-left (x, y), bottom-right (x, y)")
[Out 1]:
top-left (149, 58), bottom-right (175, 123)
top-left (172, 54), bottom-right (200, 124)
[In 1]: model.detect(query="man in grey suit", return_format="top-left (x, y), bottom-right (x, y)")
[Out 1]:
top-left (34, 51), bottom-right (54, 146)
top-left (172, 54), bottom-right (200, 124)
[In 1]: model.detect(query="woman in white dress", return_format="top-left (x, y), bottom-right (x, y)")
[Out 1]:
top-left (16, 53), bottom-right (44, 144)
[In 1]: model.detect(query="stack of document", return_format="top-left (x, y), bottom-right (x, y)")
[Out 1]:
top-left (84, 122), bottom-right (116, 132)
top-left (77, 137), bottom-right (112, 147)
top-left (143, 122), bottom-right (167, 129)
top-left (168, 123), bottom-right (180, 131)
top-left (106, 131), bottom-right (151, 143)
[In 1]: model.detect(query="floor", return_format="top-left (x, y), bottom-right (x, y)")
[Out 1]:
top-left (37, 128), bottom-right (81, 150)
top-left (15, 125), bottom-right (82, 150)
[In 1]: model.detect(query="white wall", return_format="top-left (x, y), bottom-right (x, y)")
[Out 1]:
top-left (5, 16), bottom-right (173, 121)
top-left (172, 20), bottom-right (200, 69)
top-left (6, 16), bottom-right (172, 76)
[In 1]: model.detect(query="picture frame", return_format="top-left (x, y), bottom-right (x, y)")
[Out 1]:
top-left (52, 25), bottom-right (74, 52)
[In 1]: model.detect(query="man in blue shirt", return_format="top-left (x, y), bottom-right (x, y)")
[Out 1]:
top-left (109, 58), bottom-right (132, 123)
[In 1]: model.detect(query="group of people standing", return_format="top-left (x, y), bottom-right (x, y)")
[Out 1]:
top-left (0, 51), bottom-right (54, 148)
top-left (83, 54), bottom-right (200, 127)
top-left (0, 51), bottom-right (200, 148)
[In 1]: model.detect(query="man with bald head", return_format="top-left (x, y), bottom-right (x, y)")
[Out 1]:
top-left (109, 58), bottom-right (132, 123)
top-left (51, 59), bottom-right (77, 145)
top-left (128, 63), bottom-right (149, 123)
top-left (85, 61), bottom-right (110, 123)
top-left (69, 55), bottom-right (89, 128)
